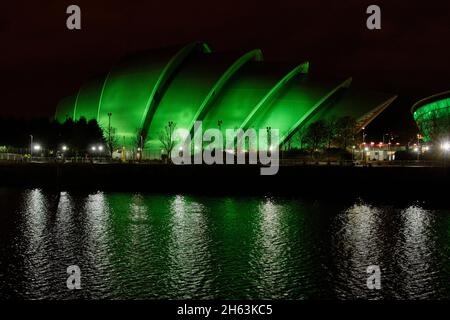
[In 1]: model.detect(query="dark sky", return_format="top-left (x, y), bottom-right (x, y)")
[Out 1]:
top-left (2, 0), bottom-right (449, 137)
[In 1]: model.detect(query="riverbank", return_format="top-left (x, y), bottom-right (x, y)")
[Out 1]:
top-left (0, 162), bottom-right (448, 198)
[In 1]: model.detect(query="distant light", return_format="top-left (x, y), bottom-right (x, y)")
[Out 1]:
top-left (414, 147), bottom-right (419, 152)
top-left (370, 142), bottom-right (375, 145)
top-left (441, 142), bottom-right (450, 151)
top-left (179, 147), bottom-right (183, 151)
top-left (62, 145), bottom-right (68, 151)
top-left (33, 144), bottom-right (41, 151)
top-left (364, 147), bottom-right (369, 152)
top-left (396, 143), bottom-right (400, 145)
top-left (137, 147), bottom-right (141, 151)
top-left (352, 146), bottom-right (356, 149)
top-left (424, 146), bottom-right (430, 151)
top-left (98, 145), bottom-right (104, 151)
top-left (91, 146), bottom-right (97, 151)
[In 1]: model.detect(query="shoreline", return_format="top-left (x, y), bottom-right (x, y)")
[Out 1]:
top-left (0, 162), bottom-right (448, 199)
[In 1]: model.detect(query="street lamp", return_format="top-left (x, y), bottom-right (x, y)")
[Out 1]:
top-left (107, 112), bottom-right (112, 157)
top-left (266, 126), bottom-right (272, 153)
top-left (29, 135), bottom-right (33, 159)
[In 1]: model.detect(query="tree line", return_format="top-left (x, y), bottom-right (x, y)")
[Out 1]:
top-left (0, 117), bottom-right (105, 154)
top-left (286, 116), bottom-right (358, 158)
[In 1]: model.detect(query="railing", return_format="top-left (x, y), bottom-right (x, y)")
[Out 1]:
top-left (280, 159), bottom-right (449, 167)
top-left (1, 153), bottom-right (449, 167)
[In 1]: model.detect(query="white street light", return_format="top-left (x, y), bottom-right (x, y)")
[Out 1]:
top-left (441, 142), bottom-right (450, 151)
top-left (62, 145), bottom-right (68, 151)
top-left (33, 144), bottom-right (41, 151)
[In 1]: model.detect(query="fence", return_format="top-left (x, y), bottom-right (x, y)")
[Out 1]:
top-left (1, 152), bottom-right (449, 167)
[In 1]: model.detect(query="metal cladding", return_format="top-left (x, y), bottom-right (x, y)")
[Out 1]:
top-left (411, 90), bottom-right (450, 141)
top-left (55, 42), bottom-right (397, 157)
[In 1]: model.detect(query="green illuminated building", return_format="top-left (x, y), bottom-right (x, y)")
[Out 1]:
top-left (55, 42), bottom-right (397, 158)
top-left (412, 91), bottom-right (450, 142)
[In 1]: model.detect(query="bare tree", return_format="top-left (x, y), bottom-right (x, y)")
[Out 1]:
top-left (297, 126), bottom-right (307, 150)
top-left (303, 120), bottom-right (328, 158)
top-left (335, 116), bottom-right (357, 149)
top-left (324, 118), bottom-right (337, 149)
top-left (159, 121), bottom-right (176, 161)
top-left (104, 125), bottom-right (119, 158)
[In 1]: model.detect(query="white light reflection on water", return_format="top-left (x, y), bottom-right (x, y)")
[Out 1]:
top-left (167, 195), bottom-right (213, 299)
top-left (54, 191), bottom-right (75, 260)
top-left (396, 204), bottom-right (436, 299)
top-left (254, 197), bottom-right (288, 298)
top-left (333, 201), bottom-right (383, 299)
top-left (21, 188), bottom-right (52, 297)
top-left (82, 191), bottom-right (112, 297)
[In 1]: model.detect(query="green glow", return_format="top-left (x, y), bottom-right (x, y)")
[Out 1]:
top-left (413, 95), bottom-right (450, 141)
top-left (238, 62), bottom-right (309, 133)
top-left (97, 48), bottom-right (178, 145)
top-left (188, 49), bottom-right (264, 132)
top-left (201, 63), bottom-right (297, 135)
top-left (241, 78), bottom-right (350, 148)
top-left (74, 76), bottom-right (104, 121)
top-left (55, 42), bottom-right (396, 157)
top-left (145, 51), bottom-right (259, 158)
top-left (280, 78), bottom-right (352, 145)
top-left (139, 42), bottom-right (211, 138)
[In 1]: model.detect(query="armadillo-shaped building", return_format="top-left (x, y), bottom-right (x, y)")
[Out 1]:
top-left (55, 42), bottom-right (397, 158)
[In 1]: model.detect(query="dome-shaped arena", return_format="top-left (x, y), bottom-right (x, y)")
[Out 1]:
top-left (412, 90), bottom-right (450, 142)
top-left (55, 42), bottom-right (397, 158)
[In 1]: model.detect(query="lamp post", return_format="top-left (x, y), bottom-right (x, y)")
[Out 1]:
top-left (107, 112), bottom-right (112, 159)
top-left (362, 127), bottom-right (366, 144)
top-left (218, 120), bottom-right (223, 152)
top-left (61, 145), bottom-right (68, 161)
top-left (417, 134), bottom-right (421, 161)
top-left (266, 126), bottom-right (272, 154)
top-left (361, 127), bottom-right (367, 161)
top-left (139, 134), bottom-right (143, 161)
top-left (29, 135), bottom-right (33, 160)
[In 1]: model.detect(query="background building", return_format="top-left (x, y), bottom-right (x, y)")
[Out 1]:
top-left (411, 90), bottom-right (450, 142)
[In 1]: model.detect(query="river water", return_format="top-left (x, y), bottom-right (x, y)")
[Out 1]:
top-left (0, 188), bottom-right (449, 299)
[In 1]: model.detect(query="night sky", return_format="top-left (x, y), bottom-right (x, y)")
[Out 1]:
top-left (2, 0), bottom-right (449, 140)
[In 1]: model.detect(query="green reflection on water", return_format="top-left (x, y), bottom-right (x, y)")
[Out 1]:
top-left (2, 189), bottom-right (449, 299)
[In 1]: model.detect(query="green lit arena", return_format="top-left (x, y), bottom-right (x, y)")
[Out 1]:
top-left (412, 91), bottom-right (450, 142)
top-left (55, 42), bottom-right (397, 158)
